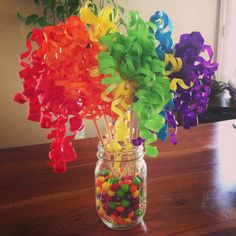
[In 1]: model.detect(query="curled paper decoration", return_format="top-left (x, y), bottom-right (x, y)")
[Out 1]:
top-left (14, 15), bottom-right (119, 173)
top-left (38, 16), bottom-right (110, 120)
top-left (150, 11), bottom-right (174, 60)
top-left (99, 11), bottom-right (172, 157)
top-left (104, 79), bottom-right (136, 152)
top-left (14, 28), bottom-right (85, 173)
top-left (149, 11), bottom-right (181, 145)
top-left (80, 1), bottom-right (119, 42)
top-left (172, 32), bottom-right (218, 129)
top-left (14, 3), bottom-right (219, 173)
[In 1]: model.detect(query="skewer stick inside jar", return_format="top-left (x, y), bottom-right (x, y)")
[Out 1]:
top-left (93, 119), bottom-right (105, 147)
top-left (129, 110), bottom-right (134, 143)
top-left (103, 115), bottom-right (113, 144)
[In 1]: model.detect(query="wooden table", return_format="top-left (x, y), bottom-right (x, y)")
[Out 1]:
top-left (1, 120), bottom-right (236, 236)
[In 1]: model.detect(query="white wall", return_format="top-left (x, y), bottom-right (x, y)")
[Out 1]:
top-left (0, 0), bottom-right (220, 148)
top-left (217, 0), bottom-right (236, 83)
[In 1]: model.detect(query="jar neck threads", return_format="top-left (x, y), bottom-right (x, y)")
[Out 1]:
top-left (97, 143), bottom-right (144, 162)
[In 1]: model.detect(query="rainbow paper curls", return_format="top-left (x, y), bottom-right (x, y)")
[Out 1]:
top-left (14, 3), bottom-right (218, 173)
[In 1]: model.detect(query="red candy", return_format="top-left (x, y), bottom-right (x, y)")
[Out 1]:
top-left (130, 185), bottom-right (137, 193)
top-left (118, 180), bottom-right (123, 187)
top-left (110, 184), bottom-right (119, 192)
top-left (123, 179), bottom-right (132, 186)
top-left (116, 206), bottom-right (125, 213)
top-left (128, 211), bottom-right (134, 218)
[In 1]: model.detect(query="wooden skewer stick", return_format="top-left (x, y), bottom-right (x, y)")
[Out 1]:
top-left (133, 113), bottom-right (140, 138)
top-left (130, 109), bottom-right (134, 143)
top-left (103, 114), bottom-right (113, 144)
top-left (93, 119), bottom-right (105, 147)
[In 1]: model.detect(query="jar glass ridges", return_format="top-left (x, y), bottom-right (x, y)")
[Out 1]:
top-left (95, 144), bottom-right (147, 230)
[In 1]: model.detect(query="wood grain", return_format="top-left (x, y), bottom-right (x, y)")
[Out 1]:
top-left (1, 120), bottom-right (236, 236)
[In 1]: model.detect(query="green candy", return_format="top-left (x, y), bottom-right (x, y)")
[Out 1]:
top-left (108, 202), bottom-right (117, 209)
top-left (101, 170), bottom-right (110, 176)
top-left (121, 199), bottom-right (130, 208)
top-left (121, 184), bottom-right (130, 193)
top-left (108, 178), bottom-right (115, 184)
top-left (133, 177), bottom-right (141, 186)
top-left (108, 177), bottom-right (119, 184)
top-left (116, 190), bottom-right (125, 198)
top-left (135, 209), bottom-right (143, 217)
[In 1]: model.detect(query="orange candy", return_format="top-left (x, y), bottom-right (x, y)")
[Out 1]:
top-left (107, 190), bottom-right (115, 197)
top-left (133, 190), bottom-right (139, 198)
top-left (96, 187), bottom-right (101, 194)
top-left (96, 176), bottom-right (105, 187)
top-left (123, 217), bottom-right (131, 223)
top-left (98, 209), bottom-right (105, 217)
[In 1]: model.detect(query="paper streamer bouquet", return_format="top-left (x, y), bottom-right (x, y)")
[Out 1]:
top-left (14, 2), bottom-right (218, 173)
top-left (172, 32), bottom-right (218, 129)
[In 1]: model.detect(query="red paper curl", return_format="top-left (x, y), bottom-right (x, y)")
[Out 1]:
top-left (14, 16), bottom-right (110, 173)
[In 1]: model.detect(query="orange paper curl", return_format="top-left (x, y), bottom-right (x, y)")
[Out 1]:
top-left (14, 16), bottom-right (114, 173)
top-left (38, 16), bottom-right (110, 120)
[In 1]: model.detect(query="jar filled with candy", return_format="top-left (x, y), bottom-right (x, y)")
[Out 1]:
top-left (95, 144), bottom-right (147, 230)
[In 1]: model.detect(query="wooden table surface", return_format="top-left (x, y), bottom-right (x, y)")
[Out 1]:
top-left (1, 120), bottom-right (236, 236)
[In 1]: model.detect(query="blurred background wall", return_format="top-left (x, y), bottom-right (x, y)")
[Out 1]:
top-left (0, 0), bottom-right (220, 148)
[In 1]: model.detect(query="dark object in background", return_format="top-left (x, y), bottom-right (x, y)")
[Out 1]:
top-left (210, 80), bottom-right (227, 96)
top-left (226, 80), bottom-right (236, 100)
top-left (211, 80), bottom-right (236, 100)
top-left (177, 80), bottom-right (236, 125)
top-left (198, 80), bottom-right (236, 124)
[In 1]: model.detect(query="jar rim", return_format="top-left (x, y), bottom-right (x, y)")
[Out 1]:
top-left (97, 142), bottom-right (144, 162)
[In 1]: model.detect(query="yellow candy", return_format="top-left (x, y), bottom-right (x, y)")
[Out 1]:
top-left (102, 182), bottom-right (110, 192)
top-left (96, 199), bottom-right (101, 207)
top-left (96, 187), bottom-right (101, 195)
top-left (123, 217), bottom-right (131, 223)
top-left (108, 190), bottom-right (115, 197)
top-left (97, 176), bottom-right (105, 182)
top-left (133, 190), bottom-right (139, 198)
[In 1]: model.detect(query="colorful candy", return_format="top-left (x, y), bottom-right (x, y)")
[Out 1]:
top-left (95, 170), bottom-right (146, 226)
top-left (121, 184), bottom-right (130, 193)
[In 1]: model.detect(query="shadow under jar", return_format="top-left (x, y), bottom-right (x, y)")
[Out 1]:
top-left (95, 144), bottom-right (147, 230)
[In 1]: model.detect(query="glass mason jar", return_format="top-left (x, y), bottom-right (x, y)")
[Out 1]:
top-left (95, 144), bottom-right (147, 230)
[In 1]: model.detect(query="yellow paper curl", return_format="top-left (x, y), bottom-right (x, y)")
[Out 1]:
top-left (111, 80), bottom-right (135, 142)
top-left (170, 79), bottom-right (193, 92)
top-left (164, 54), bottom-right (193, 92)
top-left (80, 1), bottom-right (119, 42)
top-left (165, 54), bottom-right (182, 76)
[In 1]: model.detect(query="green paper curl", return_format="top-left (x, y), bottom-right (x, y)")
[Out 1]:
top-left (98, 11), bottom-right (172, 157)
